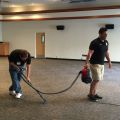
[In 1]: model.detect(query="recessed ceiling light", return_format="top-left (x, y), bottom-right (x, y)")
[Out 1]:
top-left (30, 3), bottom-right (38, 6)
top-left (9, 4), bottom-right (20, 7)
top-left (11, 16), bottom-right (22, 19)
top-left (30, 14), bottom-right (42, 19)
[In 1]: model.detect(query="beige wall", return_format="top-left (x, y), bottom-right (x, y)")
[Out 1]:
top-left (2, 18), bottom-right (120, 62)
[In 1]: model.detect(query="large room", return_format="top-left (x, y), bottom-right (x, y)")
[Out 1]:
top-left (0, 0), bottom-right (120, 120)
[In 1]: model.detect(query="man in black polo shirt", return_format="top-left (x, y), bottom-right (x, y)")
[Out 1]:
top-left (86, 27), bottom-right (112, 102)
top-left (8, 49), bottom-right (31, 99)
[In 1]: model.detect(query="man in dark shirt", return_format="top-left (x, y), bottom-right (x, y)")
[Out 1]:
top-left (8, 49), bottom-right (31, 99)
top-left (85, 27), bottom-right (112, 102)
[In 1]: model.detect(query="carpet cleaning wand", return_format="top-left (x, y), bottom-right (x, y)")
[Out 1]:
top-left (20, 73), bottom-right (47, 104)
top-left (20, 67), bottom-right (92, 104)
top-left (20, 70), bottom-right (82, 104)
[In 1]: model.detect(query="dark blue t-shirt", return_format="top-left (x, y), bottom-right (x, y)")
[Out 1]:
top-left (89, 37), bottom-right (109, 65)
top-left (8, 49), bottom-right (31, 66)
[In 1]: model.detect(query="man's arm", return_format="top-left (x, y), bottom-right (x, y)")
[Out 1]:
top-left (85, 49), bottom-right (94, 66)
top-left (26, 64), bottom-right (31, 81)
top-left (105, 50), bottom-right (112, 69)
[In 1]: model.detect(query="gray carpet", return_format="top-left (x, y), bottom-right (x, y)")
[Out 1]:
top-left (0, 57), bottom-right (120, 120)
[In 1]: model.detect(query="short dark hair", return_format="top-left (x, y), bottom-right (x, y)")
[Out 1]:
top-left (99, 27), bottom-right (107, 34)
top-left (20, 50), bottom-right (28, 59)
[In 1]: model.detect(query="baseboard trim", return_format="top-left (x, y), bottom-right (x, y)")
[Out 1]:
top-left (40, 57), bottom-right (120, 63)
top-left (45, 57), bottom-right (82, 61)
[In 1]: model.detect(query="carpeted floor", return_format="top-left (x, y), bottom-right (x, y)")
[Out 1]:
top-left (0, 57), bottom-right (120, 120)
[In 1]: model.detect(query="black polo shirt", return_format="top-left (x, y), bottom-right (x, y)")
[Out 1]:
top-left (8, 49), bottom-right (31, 66)
top-left (89, 37), bottom-right (109, 65)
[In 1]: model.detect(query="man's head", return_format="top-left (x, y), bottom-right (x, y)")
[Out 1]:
top-left (19, 50), bottom-right (28, 61)
top-left (99, 27), bottom-right (107, 40)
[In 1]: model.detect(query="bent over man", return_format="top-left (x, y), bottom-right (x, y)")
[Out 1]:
top-left (8, 49), bottom-right (31, 99)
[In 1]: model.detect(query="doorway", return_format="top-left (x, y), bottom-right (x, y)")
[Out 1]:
top-left (36, 33), bottom-right (45, 58)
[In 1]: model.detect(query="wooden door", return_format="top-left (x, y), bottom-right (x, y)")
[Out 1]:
top-left (36, 33), bottom-right (45, 58)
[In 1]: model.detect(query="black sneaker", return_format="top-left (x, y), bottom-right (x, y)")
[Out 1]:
top-left (88, 95), bottom-right (98, 102)
top-left (94, 94), bottom-right (102, 99)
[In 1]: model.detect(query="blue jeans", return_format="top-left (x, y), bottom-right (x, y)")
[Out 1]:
top-left (9, 67), bottom-right (23, 94)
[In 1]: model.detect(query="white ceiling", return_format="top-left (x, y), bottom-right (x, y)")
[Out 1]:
top-left (1, 0), bottom-right (120, 13)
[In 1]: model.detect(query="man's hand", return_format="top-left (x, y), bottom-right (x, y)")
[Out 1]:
top-left (10, 62), bottom-right (21, 72)
top-left (26, 77), bottom-right (31, 82)
top-left (84, 63), bottom-right (90, 69)
top-left (108, 62), bottom-right (112, 69)
top-left (15, 66), bottom-right (21, 72)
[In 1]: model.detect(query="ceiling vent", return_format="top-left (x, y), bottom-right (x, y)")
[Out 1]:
top-left (68, 0), bottom-right (96, 3)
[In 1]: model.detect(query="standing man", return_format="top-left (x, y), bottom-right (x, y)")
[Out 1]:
top-left (8, 49), bottom-right (31, 99)
top-left (85, 27), bottom-right (112, 102)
